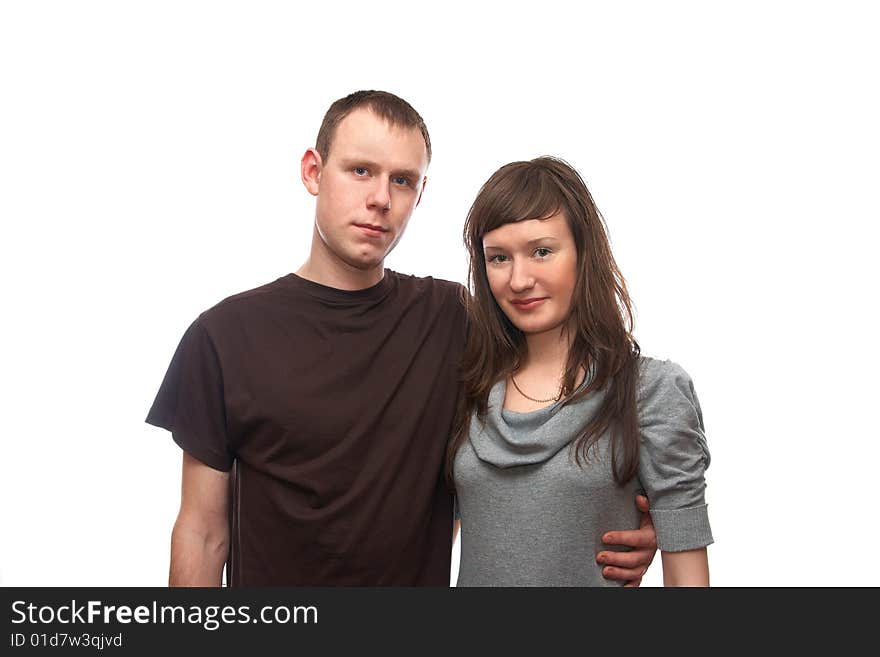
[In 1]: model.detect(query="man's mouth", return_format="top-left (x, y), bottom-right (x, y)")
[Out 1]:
top-left (354, 223), bottom-right (389, 238)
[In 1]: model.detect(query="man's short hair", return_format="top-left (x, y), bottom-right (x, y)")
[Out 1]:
top-left (315, 90), bottom-right (432, 164)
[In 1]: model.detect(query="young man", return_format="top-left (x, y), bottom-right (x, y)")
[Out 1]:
top-left (147, 90), bottom-right (658, 586)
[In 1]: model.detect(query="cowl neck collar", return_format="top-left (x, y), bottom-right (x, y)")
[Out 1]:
top-left (468, 366), bottom-right (607, 468)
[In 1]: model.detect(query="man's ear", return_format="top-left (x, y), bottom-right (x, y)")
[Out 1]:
top-left (415, 176), bottom-right (428, 207)
top-left (301, 148), bottom-right (323, 196)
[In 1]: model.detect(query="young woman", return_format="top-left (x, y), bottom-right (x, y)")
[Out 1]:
top-left (447, 157), bottom-right (712, 586)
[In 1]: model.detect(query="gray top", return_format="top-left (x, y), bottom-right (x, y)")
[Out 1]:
top-left (454, 357), bottom-right (713, 587)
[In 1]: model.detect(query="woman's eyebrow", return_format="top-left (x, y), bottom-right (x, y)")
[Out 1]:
top-left (483, 236), bottom-right (560, 250)
top-left (525, 237), bottom-right (560, 246)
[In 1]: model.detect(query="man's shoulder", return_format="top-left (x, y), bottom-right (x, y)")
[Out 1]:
top-left (390, 270), bottom-right (466, 303)
top-left (196, 274), bottom-right (295, 327)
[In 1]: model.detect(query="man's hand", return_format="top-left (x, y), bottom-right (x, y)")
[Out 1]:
top-left (596, 495), bottom-right (657, 587)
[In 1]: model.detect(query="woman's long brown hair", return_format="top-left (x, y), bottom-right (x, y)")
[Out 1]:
top-left (445, 156), bottom-right (641, 489)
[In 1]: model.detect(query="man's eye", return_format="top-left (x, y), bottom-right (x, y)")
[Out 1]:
top-left (534, 247), bottom-right (551, 258)
top-left (392, 176), bottom-right (410, 186)
top-left (354, 167), bottom-right (368, 176)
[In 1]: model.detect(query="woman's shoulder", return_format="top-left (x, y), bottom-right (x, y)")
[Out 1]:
top-left (636, 356), bottom-right (695, 402)
top-left (635, 355), bottom-right (710, 474)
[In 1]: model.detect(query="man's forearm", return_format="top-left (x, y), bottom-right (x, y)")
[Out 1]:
top-left (169, 523), bottom-right (229, 586)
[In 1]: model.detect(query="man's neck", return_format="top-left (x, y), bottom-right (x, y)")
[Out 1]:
top-left (296, 259), bottom-right (385, 291)
top-left (295, 236), bottom-right (385, 291)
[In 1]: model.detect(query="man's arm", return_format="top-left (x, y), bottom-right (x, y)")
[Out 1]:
top-left (169, 452), bottom-right (230, 586)
top-left (596, 494), bottom-right (658, 587)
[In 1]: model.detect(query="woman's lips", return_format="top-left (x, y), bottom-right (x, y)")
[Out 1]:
top-left (509, 298), bottom-right (547, 311)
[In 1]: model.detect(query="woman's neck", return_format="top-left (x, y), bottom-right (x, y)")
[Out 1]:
top-left (521, 325), bottom-right (571, 376)
top-left (503, 326), bottom-right (581, 411)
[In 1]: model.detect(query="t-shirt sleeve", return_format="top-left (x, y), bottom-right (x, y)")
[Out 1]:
top-left (637, 359), bottom-right (713, 552)
top-left (145, 317), bottom-right (234, 471)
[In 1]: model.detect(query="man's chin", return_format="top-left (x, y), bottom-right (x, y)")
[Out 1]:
top-left (343, 251), bottom-right (387, 272)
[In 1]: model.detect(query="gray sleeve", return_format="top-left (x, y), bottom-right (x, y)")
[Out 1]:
top-left (637, 359), bottom-right (713, 552)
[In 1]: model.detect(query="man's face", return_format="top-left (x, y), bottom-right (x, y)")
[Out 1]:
top-left (307, 108), bottom-right (429, 272)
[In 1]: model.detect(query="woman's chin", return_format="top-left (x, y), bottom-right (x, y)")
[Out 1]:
top-left (511, 320), bottom-right (566, 338)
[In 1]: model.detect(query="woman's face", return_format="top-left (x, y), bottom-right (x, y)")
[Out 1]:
top-left (481, 211), bottom-right (578, 339)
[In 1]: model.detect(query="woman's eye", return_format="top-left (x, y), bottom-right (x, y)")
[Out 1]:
top-left (534, 248), bottom-right (551, 258)
top-left (487, 254), bottom-right (508, 263)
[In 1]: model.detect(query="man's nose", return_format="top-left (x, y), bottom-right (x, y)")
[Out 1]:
top-left (366, 176), bottom-right (391, 212)
top-left (509, 259), bottom-right (535, 292)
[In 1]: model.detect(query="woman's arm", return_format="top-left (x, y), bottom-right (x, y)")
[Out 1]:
top-left (660, 548), bottom-right (709, 587)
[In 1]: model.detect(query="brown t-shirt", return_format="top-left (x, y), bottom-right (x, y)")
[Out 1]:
top-left (146, 270), bottom-right (466, 585)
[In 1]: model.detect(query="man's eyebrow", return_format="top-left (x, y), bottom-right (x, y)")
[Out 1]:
top-left (338, 157), bottom-right (380, 169)
top-left (338, 158), bottom-right (422, 180)
top-left (393, 168), bottom-right (422, 181)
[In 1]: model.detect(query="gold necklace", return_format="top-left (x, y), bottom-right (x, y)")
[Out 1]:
top-left (510, 374), bottom-right (561, 403)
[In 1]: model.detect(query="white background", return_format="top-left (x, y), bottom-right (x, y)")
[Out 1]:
top-left (2, 1), bottom-right (878, 587)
